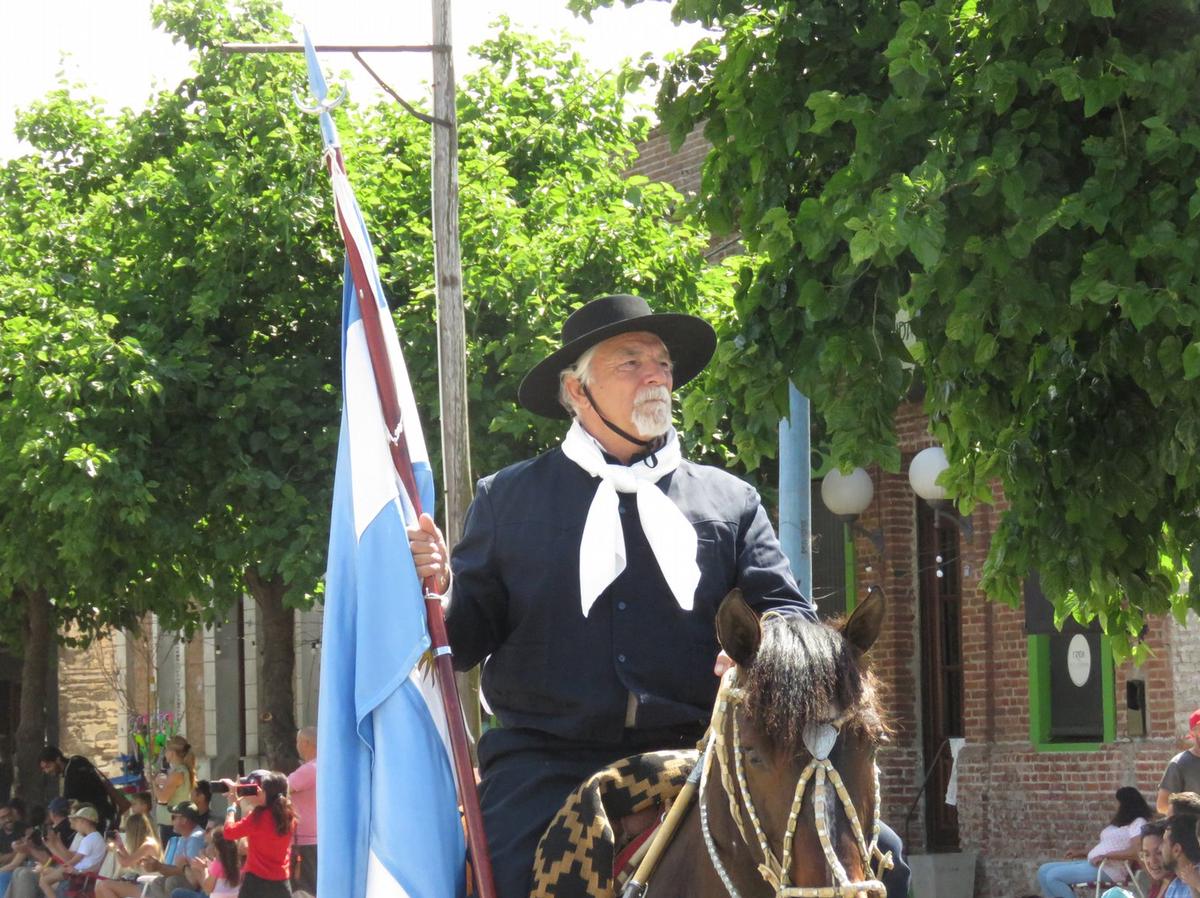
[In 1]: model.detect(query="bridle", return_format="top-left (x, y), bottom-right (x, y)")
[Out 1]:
top-left (697, 668), bottom-right (892, 898)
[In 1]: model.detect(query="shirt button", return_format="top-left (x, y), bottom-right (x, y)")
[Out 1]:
top-left (617, 601), bottom-right (627, 611)
top-left (617, 654), bottom-right (627, 663)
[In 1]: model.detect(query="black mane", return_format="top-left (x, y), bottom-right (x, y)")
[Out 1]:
top-left (742, 613), bottom-right (884, 757)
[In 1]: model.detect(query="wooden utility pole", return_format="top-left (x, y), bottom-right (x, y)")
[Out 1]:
top-left (430, 0), bottom-right (471, 553)
top-left (430, 0), bottom-right (482, 743)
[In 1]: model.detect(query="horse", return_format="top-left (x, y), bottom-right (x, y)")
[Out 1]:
top-left (641, 587), bottom-right (889, 898)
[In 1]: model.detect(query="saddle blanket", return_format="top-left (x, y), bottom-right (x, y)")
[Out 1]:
top-left (530, 749), bottom-right (698, 898)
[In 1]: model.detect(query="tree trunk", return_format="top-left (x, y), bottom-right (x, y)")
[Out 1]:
top-left (13, 587), bottom-right (53, 806)
top-left (244, 568), bottom-right (299, 773)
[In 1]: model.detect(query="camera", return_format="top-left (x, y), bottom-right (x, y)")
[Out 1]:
top-left (211, 778), bottom-right (260, 797)
top-left (209, 782), bottom-right (230, 794)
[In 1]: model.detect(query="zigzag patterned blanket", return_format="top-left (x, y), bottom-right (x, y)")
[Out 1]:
top-left (530, 749), bottom-right (698, 898)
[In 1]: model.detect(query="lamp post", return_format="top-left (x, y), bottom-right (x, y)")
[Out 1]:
top-left (819, 467), bottom-right (885, 555)
top-left (908, 446), bottom-right (973, 540)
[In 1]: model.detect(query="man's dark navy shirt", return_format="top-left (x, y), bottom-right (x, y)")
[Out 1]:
top-left (446, 445), bottom-right (815, 744)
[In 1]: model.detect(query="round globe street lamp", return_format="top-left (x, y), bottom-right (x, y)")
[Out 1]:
top-left (820, 467), bottom-right (884, 554)
top-left (907, 446), bottom-right (973, 540)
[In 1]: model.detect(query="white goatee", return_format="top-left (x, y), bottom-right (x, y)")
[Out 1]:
top-left (630, 385), bottom-right (672, 438)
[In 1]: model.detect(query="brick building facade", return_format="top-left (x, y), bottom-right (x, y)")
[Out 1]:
top-left (631, 126), bottom-right (1200, 896)
top-left (55, 601), bottom-right (323, 784)
top-left (871, 402), bottom-right (1197, 896)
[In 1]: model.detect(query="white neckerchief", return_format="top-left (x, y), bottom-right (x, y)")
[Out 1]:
top-left (561, 420), bottom-right (700, 616)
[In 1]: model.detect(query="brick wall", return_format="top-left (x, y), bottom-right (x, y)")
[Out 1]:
top-left (626, 125), bottom-right (710, 198)
top-left (628, 125), bottom-right (745, 262)
top-left (855, 401), bottom-right (1183, 896)
top-left (57, 633), bottom-right (123, 771)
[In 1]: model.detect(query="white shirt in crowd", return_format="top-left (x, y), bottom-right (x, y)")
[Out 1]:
top-left (72, 831), bottom-right (109, 873)
top-left (1087, 817), bottom-right (1146, 882)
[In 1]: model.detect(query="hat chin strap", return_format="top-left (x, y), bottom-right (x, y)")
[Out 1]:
top-left (581, 385), bottom-right (656, 450)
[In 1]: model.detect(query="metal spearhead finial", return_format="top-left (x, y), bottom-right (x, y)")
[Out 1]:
top-left (294, 26), bottom-right (346, 149)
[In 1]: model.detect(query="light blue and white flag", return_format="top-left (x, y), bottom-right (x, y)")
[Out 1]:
top-left (310, 28), bottom-right (466, 898)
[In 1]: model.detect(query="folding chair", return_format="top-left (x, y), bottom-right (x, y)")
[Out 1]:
top-left (1086, 860), bottom-right (1145, 898)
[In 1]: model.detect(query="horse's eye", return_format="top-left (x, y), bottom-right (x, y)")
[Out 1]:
top-left (743, 747), bottom-right (767, 768)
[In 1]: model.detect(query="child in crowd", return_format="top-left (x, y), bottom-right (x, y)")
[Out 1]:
top-left (173, 826), bottom-right (242, 898)
top-left (39, 804), bottom-right (108, 898)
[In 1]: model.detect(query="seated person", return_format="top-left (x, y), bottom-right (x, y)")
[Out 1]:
top-left (38, 804), bottom-right (108, 898)
top-left (122, 793), bottom-right (154, 830)
top-left (109, 810), bottom-right (161, 878)
top-left (1159, 814), bottom-right (1199, 898)
top-left (1168, 792), bottom-right (1200, 819)
top-left (0, 802), bottom-right (26, 866)
top-left (1038, 786), bottom-right (1153, 898)
top-left (1101, 821), bottom-right (1175, 898)
top-left (95, 802), bottom-right (206, 898)
top-left (4, 801), bottom-right (73, 898)
top-left (0, 805), bottom-right (33, 898)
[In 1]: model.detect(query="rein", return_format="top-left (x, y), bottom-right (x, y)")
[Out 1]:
top-left (698, 669), bottom-right (892, 898)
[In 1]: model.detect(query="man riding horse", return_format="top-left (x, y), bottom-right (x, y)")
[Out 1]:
top-left (407, 294), bottom-right (909, 898)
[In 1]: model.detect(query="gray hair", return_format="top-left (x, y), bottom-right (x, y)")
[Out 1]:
top-left (557, 344), bottom-right (599, 417)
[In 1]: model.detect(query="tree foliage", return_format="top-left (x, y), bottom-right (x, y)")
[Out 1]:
top-left (573, 0), bottom-right (1200, 654)
top-left (0, 0), bottom-right (736, 668)
top-left (0, 91), bottom-right (203, 643)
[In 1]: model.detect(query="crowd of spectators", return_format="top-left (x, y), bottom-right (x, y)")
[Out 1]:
top-left (0, 728), bottom-right (318, 898)
top-left (1034, 708), bottom-right (1200, 898)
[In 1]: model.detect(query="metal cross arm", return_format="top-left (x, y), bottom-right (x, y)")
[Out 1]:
top-left (221, 42), bottom-right (449, 53)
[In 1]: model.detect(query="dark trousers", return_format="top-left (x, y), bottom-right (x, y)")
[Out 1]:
top-left (239, 872), bottom-right (293, 898)
top-left (477, 725), bottom-right (703, 898)
top-left (292, 844), bottom-right (317, 895)
top-left (878, 821), bottom-right (910, 898)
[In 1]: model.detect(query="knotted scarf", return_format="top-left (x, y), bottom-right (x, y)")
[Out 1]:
top-left (561, 421), bottom-right (700, 616)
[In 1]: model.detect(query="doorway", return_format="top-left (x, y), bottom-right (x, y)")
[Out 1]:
top-left (916, 502), bottom-right (964, 851)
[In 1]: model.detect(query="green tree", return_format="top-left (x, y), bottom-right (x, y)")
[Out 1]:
top-left (575, 0), bottom-right (1200, 653)
top-left (1, 0), bottom-right (737, 772)
top-left (0, 92), bottom-right (206, 800)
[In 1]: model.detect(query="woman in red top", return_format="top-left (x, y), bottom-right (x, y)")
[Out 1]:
top-left (219, 770), bottom-right (295, 897)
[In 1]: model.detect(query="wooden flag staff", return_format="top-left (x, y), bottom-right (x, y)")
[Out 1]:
top-left (224, 3), bottom-right (489, 896)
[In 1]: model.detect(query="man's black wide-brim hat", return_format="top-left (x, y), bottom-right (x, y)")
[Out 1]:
top-left (518, 293), bottom-right (717, 419)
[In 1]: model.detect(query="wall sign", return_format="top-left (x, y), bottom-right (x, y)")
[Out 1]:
top-left (1067, 634), bottom-right (1092, 688)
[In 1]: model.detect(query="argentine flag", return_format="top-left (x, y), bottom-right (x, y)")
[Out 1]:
top-left (310, 33), bottom-right (466, 898)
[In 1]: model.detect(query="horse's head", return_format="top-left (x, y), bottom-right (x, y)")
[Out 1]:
top-left (705, 588), bottom-right (888, 897)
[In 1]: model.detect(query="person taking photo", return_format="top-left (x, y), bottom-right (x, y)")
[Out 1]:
top-left (217, 771), bottom-right (295, 898)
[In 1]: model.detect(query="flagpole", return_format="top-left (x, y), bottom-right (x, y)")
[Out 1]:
top-left (287, 29), bottom-right (495, 897)
top-left (325, 145), bottom-right (497, 898)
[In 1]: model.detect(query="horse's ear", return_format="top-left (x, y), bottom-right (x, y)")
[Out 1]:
top-left (716, 589), bottom-right (762, 668)
top-left (841, 587), bottom-right (885, 654)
